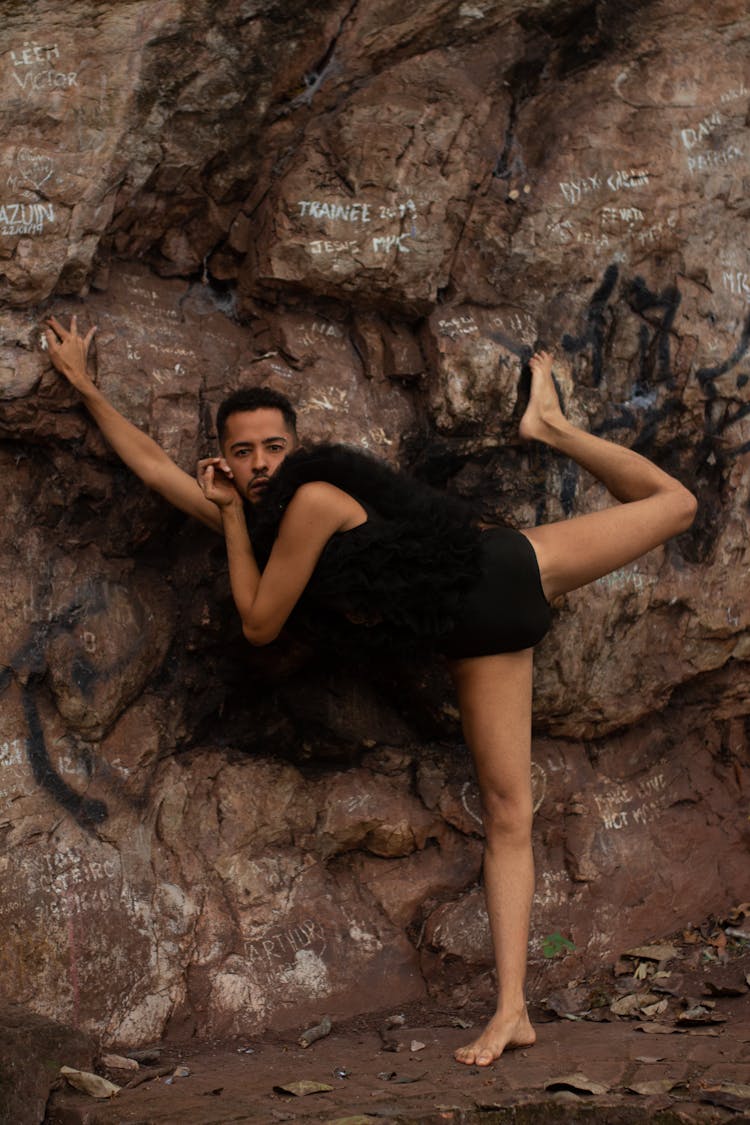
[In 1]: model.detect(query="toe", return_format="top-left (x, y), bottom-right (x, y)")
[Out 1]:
top-left (476, 1049), bottom-right (494, 1066)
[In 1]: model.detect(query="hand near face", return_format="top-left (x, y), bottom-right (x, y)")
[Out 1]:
top-left (197, 457), bottom-right (241, 509)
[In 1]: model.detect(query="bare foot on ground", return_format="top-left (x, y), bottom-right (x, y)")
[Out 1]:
top-left (518, 350), bottom-right (568, 442)
top-left (454, 1007), bottom-right (536, 1066)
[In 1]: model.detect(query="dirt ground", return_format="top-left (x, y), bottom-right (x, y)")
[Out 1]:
top-left (44, 914), bottom-right (750, 1125)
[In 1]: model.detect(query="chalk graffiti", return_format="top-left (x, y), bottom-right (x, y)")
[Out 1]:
top-left (593, 772), bottom-right (668, 832)
top-left (0, 201), bottom-right (54, 236)
top-left (559, 167), bottom-right (650, 206)
top-left (8, 148), bottom-right (55, 194)
top-left (439, 314), bottom-right (479, 338)
top-left (310, 238), bottom-right (358, 255)
top-left (680, 110), bottom-right (723, 151)
top-left (687, 145), bottom-right (743, 175)
top-left (372, 233), bottom-right (410, 254)
top-left (8, 41), bottom-right (77, 95)
top-left (297, 200), bottom-right (372, 223)
top-left (720, 85), bottom-right (750, 104)
top-left (245, 918), bottom-right (326, 966)
top-left (10, 42), bottom-right (60, 66)
top-left (722, 271), bottom-right (750, 302)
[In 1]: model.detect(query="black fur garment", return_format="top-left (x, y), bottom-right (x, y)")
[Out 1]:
top-left (245, 444), bottom-right (483, 654)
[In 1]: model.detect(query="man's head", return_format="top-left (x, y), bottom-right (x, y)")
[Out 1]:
top-left (216, 386), bottom-right (299, 504)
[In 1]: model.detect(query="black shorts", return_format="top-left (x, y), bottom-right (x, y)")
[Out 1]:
top-left (440, 527), bottom-right (552, 659)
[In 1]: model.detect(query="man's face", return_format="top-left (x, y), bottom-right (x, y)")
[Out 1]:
top-left (220, 407), bottom-right (297, 505)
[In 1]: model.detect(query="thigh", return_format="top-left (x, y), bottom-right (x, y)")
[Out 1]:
top-left (522, 494), bottom-right (684, 601)
top-left (449, 649), bottom-right (533, 807)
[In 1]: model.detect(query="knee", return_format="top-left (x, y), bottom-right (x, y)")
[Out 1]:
top-left (667, 483), bottom-right (698, 534)
top-left (481, 788), bottom-right (533, 844)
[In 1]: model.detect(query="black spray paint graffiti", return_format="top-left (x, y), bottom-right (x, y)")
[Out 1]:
top-left (0, 583), bottom-right (145, 828)
top-left (491, 261), bottom-right (749, 518)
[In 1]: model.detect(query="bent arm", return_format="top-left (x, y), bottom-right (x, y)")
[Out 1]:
top-left (45, 316), bottom-right (222, 533)
top-left (220, 482), bottom-right (352, 645)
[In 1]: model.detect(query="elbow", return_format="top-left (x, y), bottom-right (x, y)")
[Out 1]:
top-left (242, 621), bottom-right (280, 647)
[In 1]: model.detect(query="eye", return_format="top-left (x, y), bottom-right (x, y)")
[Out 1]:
top-left (269, 444), bottom-right (284, 453)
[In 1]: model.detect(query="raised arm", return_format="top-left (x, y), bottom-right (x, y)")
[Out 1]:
top-left (45, 316), bottom-right (223, 533)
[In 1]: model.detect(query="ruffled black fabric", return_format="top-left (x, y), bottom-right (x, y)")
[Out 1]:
top-left (246, 444), bottom-right (483, 654)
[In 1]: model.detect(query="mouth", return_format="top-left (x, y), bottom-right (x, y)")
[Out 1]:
top-left (248, 478), bottom-right (269, 496)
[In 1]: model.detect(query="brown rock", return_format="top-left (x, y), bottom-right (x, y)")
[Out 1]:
top-left (0, 0), bottom-right (747, 1048)
top-left (0, 1004), bottom-right (94, 1125)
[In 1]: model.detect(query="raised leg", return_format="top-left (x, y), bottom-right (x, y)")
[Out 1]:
top-left (449, 648), bottom-right (537, 1066)
top-left (520, 352), bottom-right (697, 599)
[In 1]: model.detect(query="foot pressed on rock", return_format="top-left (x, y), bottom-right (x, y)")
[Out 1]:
top-left (518, 350), bottom-right (568, 443)
top-left (454, 1008), bottom-right (536, 1067)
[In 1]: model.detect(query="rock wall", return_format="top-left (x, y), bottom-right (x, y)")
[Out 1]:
top-left (0, 0), bottom-right (748, 1046)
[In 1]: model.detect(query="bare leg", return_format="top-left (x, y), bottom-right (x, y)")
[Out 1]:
top-left (520, 352), bottom-right (697, 599)
top-left (450, 649), bottom-right (537, 1066)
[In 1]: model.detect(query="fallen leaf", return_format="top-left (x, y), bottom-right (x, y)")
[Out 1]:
top-left (703, 979), bottom-right (748, 998)
top-left (635, 1056), bottom-right (665, 1063)
top-left (624, 944), bottom-right (679, 963)
top-left (273, 1080), bottom-right (334, 1097)
top-left (678, 1005), bottom-right (727, 1025)
top-left (610, 992), bottom-right (659, 1016)
top-left (172, 1065), bottom-right (191, 1078)
top-left (635, 1024), bottom-right (684, 1035)
top-left (100, 1054), bottom-right (138, 1072)
top-left (323, 1117), bottom-right (381, 1125)
top-left (640, 999), bottom-right (669, 1018)
top-left (627, 1078), bottom-right (682, 1096)
top-left (60, 1067), bottom-right (120, 1099)
top-left (544, 1073), bottom-right (608, 1096)
top-left (450, 1017), bottom-right (472, 1029)
top-left (704, 1082), bottom-right (750, 1099)
top-left (410, 1040), bottom-right (426, 1052)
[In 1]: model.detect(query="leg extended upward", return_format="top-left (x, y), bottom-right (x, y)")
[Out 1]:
top-left (520, 351), bottom-right (697, 600)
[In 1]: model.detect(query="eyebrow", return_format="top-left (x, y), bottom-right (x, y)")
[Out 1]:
top-left (229, 436), bottom-right (289, 451)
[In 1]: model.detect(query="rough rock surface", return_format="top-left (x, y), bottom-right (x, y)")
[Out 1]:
top-left (0, 0), bottom-right (747, 1048)
top-left (0, 1004), bottom-right (94, 1125)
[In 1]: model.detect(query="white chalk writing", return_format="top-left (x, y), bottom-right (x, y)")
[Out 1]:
top-left (722, 270), bottom-right (750, 301)
top-left (0, 738), bottom-right (26, 767)
top-left (439, 314), bottom-right (479, 337)
top-left (601, 206), bottom-right (645, 226)
top-left (720, 84), bottom-right (750, 104)
top-left (8, 148), bottom-right (55, 193)
top-left (681, 110), bottom-right (723, 151)
top-left (0, 200), bottom-right (54, 236)
top-left (246, 919), bottom-right (326, 965)
top-left (310, 238), bottom-right (358, 254)
top-left (8, 41), bottom-right (77, 96)
top-left (377, 200), bottom-right (417, 220)
top-left (372, 233), bottom-right (410, 253)
top-left (298, 200), bottom-right (371, 223)
top-left (594, 772), bottom-right (667, 832)
top-left (560, 167), bottom-right (650, 206)
top-left (10, 42), bottom-right (60, 66)
top-left (687, 146), bottom-right (743, 175)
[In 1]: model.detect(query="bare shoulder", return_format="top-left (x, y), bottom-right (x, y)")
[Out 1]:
top-left (282, 481), bottom-right (364, 534)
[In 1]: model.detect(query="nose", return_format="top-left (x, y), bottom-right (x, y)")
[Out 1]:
top-left (250, 448), bottom-right (269, 473)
